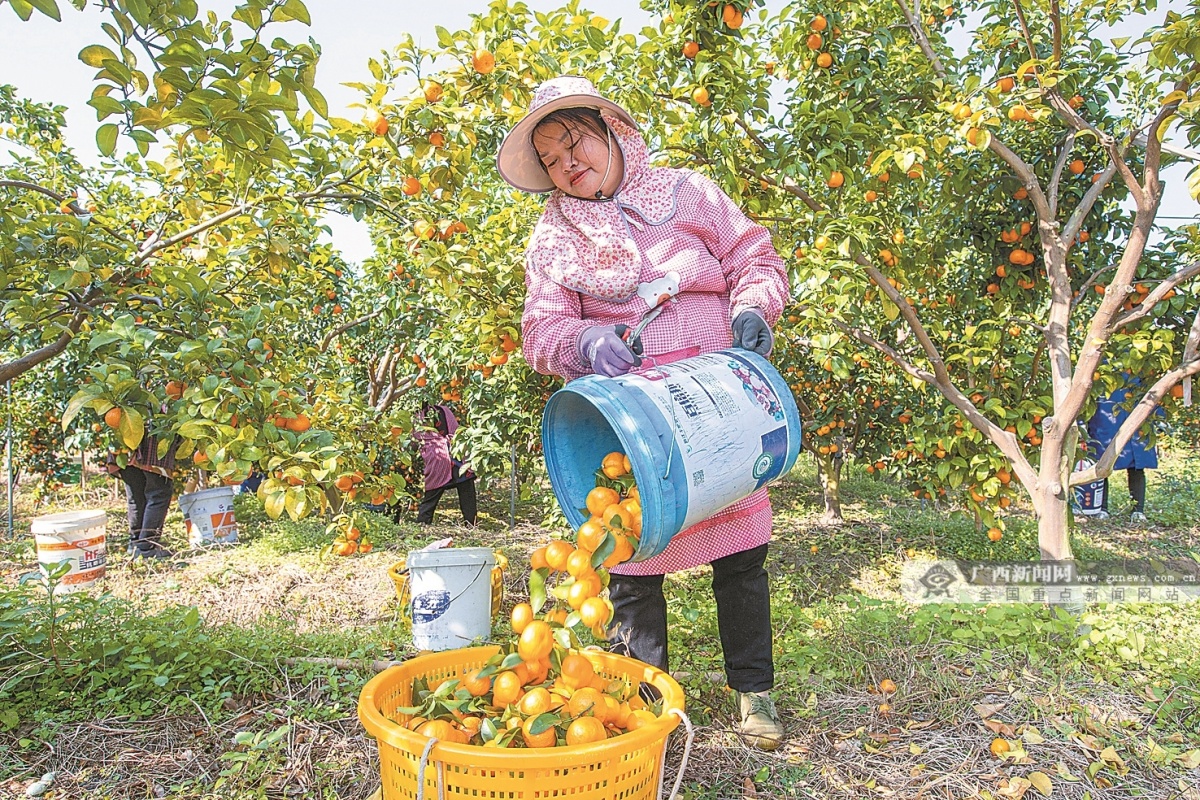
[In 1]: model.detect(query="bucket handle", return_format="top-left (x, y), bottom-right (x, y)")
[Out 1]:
top-left (409, 561), bottom-right (490, 619)
top-left (415, 736), bottom-right (446, 800)
top-left (658, 708), bottom-right (695, 800)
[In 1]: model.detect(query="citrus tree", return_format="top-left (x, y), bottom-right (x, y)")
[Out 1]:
top-left (1, 0), bottom-right (432, 520)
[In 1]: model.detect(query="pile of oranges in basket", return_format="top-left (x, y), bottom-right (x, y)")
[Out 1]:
top-left (395, 450), bottom-right (660, 748)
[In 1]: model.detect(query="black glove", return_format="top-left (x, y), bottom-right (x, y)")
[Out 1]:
top-left (731, 309), bottom-right (774, 355)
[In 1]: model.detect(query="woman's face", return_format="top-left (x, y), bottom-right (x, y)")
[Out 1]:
top-left (531, 118), bottom-right (624, 199)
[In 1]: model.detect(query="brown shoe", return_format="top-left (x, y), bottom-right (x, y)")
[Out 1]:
top-left (735, 690), bottom-right (784, 751)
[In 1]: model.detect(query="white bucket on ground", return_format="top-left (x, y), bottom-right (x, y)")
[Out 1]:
top-left (407, 547), bottom-right (495, 651)
top-left (1073, 458), bottom-right (1107, 516)
top-left (31, 510), bottom-right (107, 594)
top-left (178, 486), bottom-right (239, 546)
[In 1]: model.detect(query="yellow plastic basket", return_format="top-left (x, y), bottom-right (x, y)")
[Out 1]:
top-left (358, 646), bottom-right (694, 800)
top-left (389, 552), bottom-right (507, 621)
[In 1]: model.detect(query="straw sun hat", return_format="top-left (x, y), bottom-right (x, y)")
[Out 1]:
top-left (496, 75), bottom-right (638, 193)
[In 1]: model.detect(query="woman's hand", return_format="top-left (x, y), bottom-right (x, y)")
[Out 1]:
top-left (578, 325), bottom-right (642, 377)
top-left (732, 309), bottom-right (774, 356)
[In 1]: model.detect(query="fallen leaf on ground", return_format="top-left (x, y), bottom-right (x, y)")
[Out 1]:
top-left (1027, 771), bottom-right (1053, 796)
top-left (975, 702), bottom-right (1006, 719)
top-left (985, 718), bottom-right (1017, 737)
top-left (743, 777), bottom-right (757, 798)
top-left (997, 776), bottom-right (1032, 798)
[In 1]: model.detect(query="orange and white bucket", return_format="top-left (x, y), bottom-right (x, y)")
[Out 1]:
top-left (178, 486), bottom-right (238, 546)
top-left (31, 510), bottom-right (108, 594)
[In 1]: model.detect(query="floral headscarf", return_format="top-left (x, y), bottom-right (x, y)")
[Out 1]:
top-left (525, 113), bottom-right (688, 302)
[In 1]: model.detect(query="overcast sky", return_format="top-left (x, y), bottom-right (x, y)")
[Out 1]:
top-left (1, 1), bottom-right (1192, 264)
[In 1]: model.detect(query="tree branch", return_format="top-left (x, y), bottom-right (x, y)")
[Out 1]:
top-left (1061, 161), bottom-right (1117, 244)
top-left (319, 307), bottom-right (386, 353)
top-left (1110, 260), bottom-right (1200, 330)
top-left (1047, 131), bottom-right (1077, 218)
top-left (895, 0), bottom-right (948, 79)
top-left (0, 310), bottom-right (89, 383)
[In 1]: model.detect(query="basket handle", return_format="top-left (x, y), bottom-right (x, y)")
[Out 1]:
top-left (415, 736), bottom-right (446, 800)
top-left (660, 709), bottom-right (695, 800)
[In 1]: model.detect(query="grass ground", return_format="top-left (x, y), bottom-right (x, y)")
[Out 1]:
top-left (1, 443), bottom-right (1199, 799)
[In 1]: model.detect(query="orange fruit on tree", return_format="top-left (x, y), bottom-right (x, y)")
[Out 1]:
top-left (422, 80), bottom-right (443, 103)
top-left (995, 76), bottom-right (1015, 92)
top-left (401, 176), bottom-right (422, 196)
top-left (1069, 158), bottom-right (1085, 175)
top-left (103, 406), bottom-right (123, 429)
top-left (682, 40), bottom-right (700, 59)
top-left (692, 86), bottom-right (711, 106)
top-left (363, 107), bottom-right (388, 136)
top-left (722, 4), bottom-right (744, 29)
top-left (287, 414), bottom-right (311, 433)
top-left (816, 52), bottom-right (833, 69)
top-left (492, 670), bottom-right (524, 707)
top-left (530, 546), bottom-right (550, 570)
top-left (560, 653), bottom-right (596, 691)
top-left (165, 380), bottom-right (185, 399)
top-left (428, 131), bottom-right (446, 148)
top-left (471, 48), bottom-right (495, 74)
top-left (545, 539), bottom-right (575, 572)
top-left (806, 32), bottom-right (823, 50)
top-left (864, 189), bottom-right (878, 202)
top-left (334, 474), bottom-right (354, 492)
top-left (518, 620), bottom-right (554, 662)
top-left (565, 716), bottom-right (608, 745)
top-left (810, 13), bottom-right (828, 30)
top-left (585, 486), bottom-right (620, 517)
top-left (511, 601), bottom-right (534, 634)
top-left (521, 715), bottom-right (558, 748)
top-left (987, 527), bottom-right (1003, 542)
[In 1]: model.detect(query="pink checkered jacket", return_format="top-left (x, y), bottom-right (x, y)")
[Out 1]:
top-left (521, 122), bottom-right (789, 575)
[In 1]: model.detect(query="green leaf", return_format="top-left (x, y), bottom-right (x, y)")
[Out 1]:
top-left (96, 123), bottom-right (118, 156)
top-left (118, 406), bottom-right (145, 450)
top-left (61, 387), bottom-right (99, 430)
top-left (529, 567), bottom-right (547, 614)
top-left (80, 44), bottom-right (118, 67)
top-left (300, 84), bottom-right (327, 118)
top-left (263, 490), bottom-right (286, 519)
top-left (527, 711), bottom-right (559, 736)
top-left (7, 0), bottom-right (34, 21)
top-left (276, 0), bottom-right (310, 24)
top-left (27, 0), bottom-right (60, 20)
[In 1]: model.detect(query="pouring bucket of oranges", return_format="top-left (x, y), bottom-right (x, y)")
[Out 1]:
top-left (541, 349), bottom-right (801, 561)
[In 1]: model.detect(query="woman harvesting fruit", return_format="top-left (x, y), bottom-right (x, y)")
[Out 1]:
top-left (497, 75), bottom-right (789, 750)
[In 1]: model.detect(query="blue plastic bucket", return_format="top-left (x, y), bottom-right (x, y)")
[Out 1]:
top-left (542, 349), bottom-right (802, 562)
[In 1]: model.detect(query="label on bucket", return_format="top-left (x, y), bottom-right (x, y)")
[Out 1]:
top-left (621, 351), bottom-right (793, 530)
top-left (411, 590), bottom-right (452, 625)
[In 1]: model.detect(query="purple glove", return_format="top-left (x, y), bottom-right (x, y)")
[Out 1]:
top-left (578, 325), bottom-right (642, 377)
top-left (732, 308), bottom-right (774, 355)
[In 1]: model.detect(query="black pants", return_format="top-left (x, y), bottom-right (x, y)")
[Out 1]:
top-left (119, 466), bottom-right (173, 551)
top-left (1100, 468), bottom-right (1146, 513)
top-left (607, 544), bottom-right (774, 693)
top-left (416, 465), bottom-right (477, 525)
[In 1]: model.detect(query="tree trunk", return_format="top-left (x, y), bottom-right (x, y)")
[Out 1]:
top-left (815, 453), bottom-right (844, 523)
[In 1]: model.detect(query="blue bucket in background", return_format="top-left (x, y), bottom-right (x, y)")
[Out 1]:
top-left (542, 349), bottom-right (802, 562)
